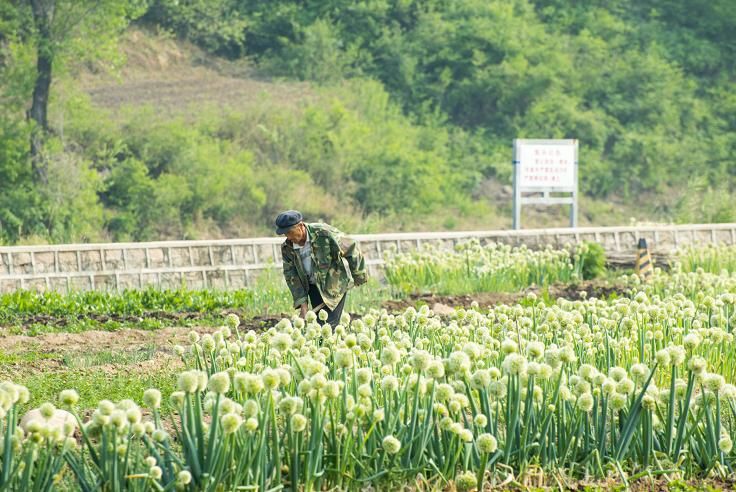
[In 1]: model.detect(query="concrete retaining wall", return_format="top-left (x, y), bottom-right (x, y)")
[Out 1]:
top-left (1, 223), bottom-right (734, 293)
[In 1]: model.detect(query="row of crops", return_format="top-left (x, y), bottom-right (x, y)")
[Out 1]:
top-left (0, 240), bottom-right (595, 322)
top-left (3, 244), bottom-right (736, 490)
top-left (383, 240), bottom-right (607, 295)
top-left (383, 240), bottom-right (736, 295)
top-left (0, 240), bottom-right (727, 322)
top-left (0, 272), bottom-right (289, 320)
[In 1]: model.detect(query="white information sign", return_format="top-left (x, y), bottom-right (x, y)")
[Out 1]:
top-left (512, 139), bottom-right (578, 229)
top-left (518, 143), bottom-right (576, 190)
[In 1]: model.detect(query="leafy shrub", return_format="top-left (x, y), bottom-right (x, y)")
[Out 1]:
top-left (574, 241), bottom-right (607, 280)
top-left (144, 0), bottom-right (247, 56)
top-left (268, 19), bottom-right (359, 83)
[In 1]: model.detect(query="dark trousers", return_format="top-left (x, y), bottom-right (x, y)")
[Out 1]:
top-left (308, 283), bottom-right (346, 328)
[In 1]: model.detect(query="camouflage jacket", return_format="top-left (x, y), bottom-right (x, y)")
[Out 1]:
top-left (281, 223), bottom-right (367, 310)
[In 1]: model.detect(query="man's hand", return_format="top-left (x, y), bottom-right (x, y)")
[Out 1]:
top-left (299, 303), bottom-right (308, 319)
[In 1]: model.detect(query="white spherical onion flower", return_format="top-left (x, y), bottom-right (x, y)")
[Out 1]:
top-left (455, 471), bottom-right (477, 492)
top-left (719, 435), bottom-right (733, 454)
top-left (291, 414), bottom-right (308, 432)
top-left (143, 389), bottom-right (162, 409)
top-left (226, 313), bottom-right (240, 330)
top-left (59, 389), bottom-right (79, 408)
top-left (208, 372), bottom-right (231, 394)
top-left (221, 413), bottom-right (243, 434)
top-left (476, 433), bottom-right (498, 454)
top-left (382, 435), bottom-right (401, 454)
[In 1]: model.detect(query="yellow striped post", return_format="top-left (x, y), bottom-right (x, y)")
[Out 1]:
top-left (635, 238), bottom-right (653, 281)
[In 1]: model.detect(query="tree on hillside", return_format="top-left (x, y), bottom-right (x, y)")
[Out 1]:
top-left (14, 0), bottom-right (146, 183)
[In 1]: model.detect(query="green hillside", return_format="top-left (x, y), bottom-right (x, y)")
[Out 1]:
top-left (1, 0), bottom-right (734, 244)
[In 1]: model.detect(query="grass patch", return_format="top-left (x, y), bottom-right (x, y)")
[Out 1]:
top-left (0, 349), bottom-right (58, 365)
top-left (12, 364), bottom-right (179, 416)
top-left (61, 345), bottom-right (158, 369)
top-left (3, 315), bottom-right (215, 336)
top-left (0, 345), bottom-right (179, 415)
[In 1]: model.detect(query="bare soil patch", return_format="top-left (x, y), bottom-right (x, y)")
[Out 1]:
top-left (383, 280), bottom-right (629, 312)
top-left (84, 70), bottom-right (314, 116)
top-left (0, 326), bottom-right (215, 354)
top-left (2, 311), bottom-right (286, 333)
top-left (0, 314), bottom-right (289, 361)
top-left (481, 476), bottom-right (736, 491)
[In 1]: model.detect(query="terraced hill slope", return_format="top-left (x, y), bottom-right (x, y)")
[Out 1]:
top-left (79, 29), bottom-right (314, 116)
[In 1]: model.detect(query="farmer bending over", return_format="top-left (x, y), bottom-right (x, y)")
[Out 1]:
top-left (275, 210), bottom-right (367, 327)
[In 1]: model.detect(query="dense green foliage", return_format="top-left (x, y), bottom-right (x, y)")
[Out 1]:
top-left (148, 0), bottom-right (736, 194)
top-left (575, 241), bottom-right (607, 280)
top-left (1, 0), bottom-right (735, 243)
top-left (56, 80), bottom-right (477, 241)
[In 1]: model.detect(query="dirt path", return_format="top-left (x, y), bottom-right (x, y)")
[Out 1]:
top-left (0, 326), bottom-right (213, 353)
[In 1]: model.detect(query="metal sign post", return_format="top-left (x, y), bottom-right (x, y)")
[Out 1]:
top-left (512, 139), bottom-right (578, 229)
